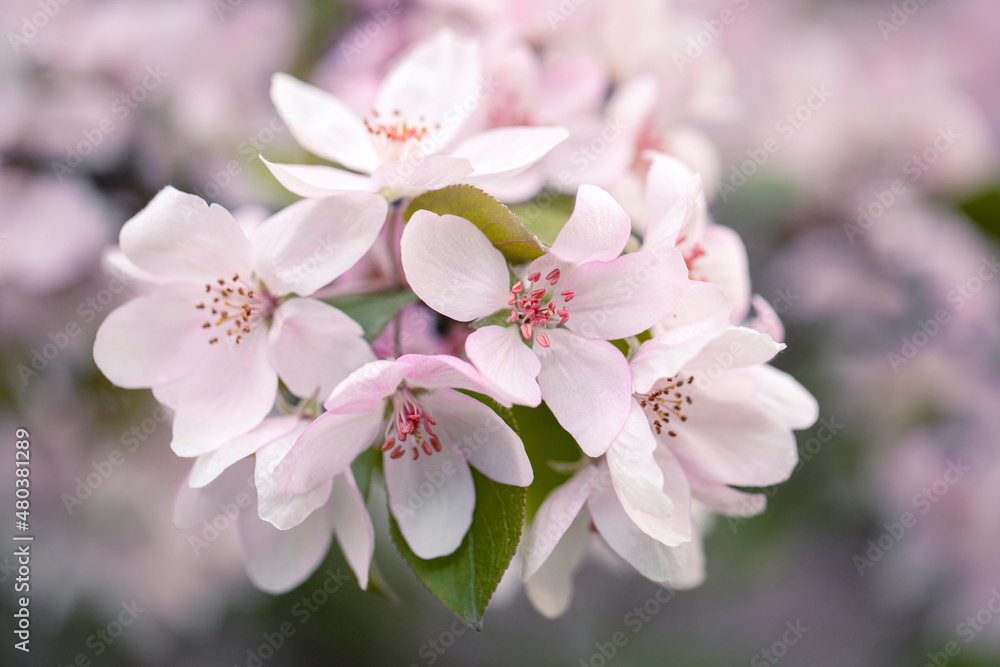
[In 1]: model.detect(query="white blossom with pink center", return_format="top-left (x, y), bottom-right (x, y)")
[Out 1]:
top-left (263, 29), bottom-right (569, 200)
top-left (401, 185), bottom-right (689, 457)
top-left (274, 355), bottom-right (532, 559)
top-left (94, 186), bottom-right (386, 456)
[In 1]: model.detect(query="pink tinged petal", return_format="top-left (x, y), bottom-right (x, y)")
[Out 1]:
top-left (397, 354), bottom-right (512, 406)
top-left (119, 186), bottom-right (253, 283)
top-left (374, 29), bottom-right (481, 150)
top-left (268, 298), bottom-right (374, 401)
top-left (420, 388), bottom-right (533, 487)
top-left (256, 423), bottom-right (334, 530)
top-left (384, 439), bottom-right (475, 559)
top-left (251, 192), bottom-right (388, 298)
top-left (239, 491), bottom-right (333, 594)
top-left (643, 152), bottom-right (704, 250)
top-left (665, 391), bottom-right (798, 488)
top-left (687, 326), bottom-right (785, 372)
top-left (746, 294), bottom-right (785, 344)
top-left (400, 211), bottom-right (511, 322)
top-left (655, 280), bottom-right (731, 333)
top-left (561, 246), bottom-right (688, 340)
top-left (678, 455), bottom-right (767, 518)
top-left (270, 72), bottom-right (381, 172)
top-left (695, 224), bottom-right (751, 324)
top-left (548, 185), bottom-right (632, 265)
top-left (188, 416), bottom-right (301, 488)
top-left (324, 360), bottom-right (408, 414)
top-left (521, 465), bottom-right (600, 580)
top-left (607, 403), bottom-right (691, 547)
top-left (587, 479), bottom-right (691, 584)
top-left (93, 282), bottom-right (215, 389)
top-left (630, 317), bottom-right (727, 395)
top-left (523, 510), bottom-right (590, 619)
top-left (157, 328), bottom-right (277, 457)
top-left (464, 325), bottom-right (541, 407)
top-left (536, 330), bottom-right (632, 457)
top-left (369, 155), bottom-right (474, 197)
top-left (260, 158), bottom-right (375, 198)
top-left (451, 126), bottom-right (569, 181)
top-left (752, 365), bottom-right (819, 431)
top-left (327, 470), bottom-right (375, 590)
top-left (274, 407), bottom-right (383, 494)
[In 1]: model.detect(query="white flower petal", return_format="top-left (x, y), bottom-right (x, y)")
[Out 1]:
top-left (375, 30), bottom-right (481, 150)
top-left (695, 224), bottom-right (751, 324)
top-left (752, 365), bottom-right (819, 430)
top-left (270, 72), bottom-right (380, 172)
top-left (93, 282), bottom-right (215, 389)
top-left (562, 246), bottom-right (688, 340)
top-left (273, 407), bottom-right (383, 494)
top-left (643, 152), bottom-right (703, 249)
top-left (536, 330), bottom-right (632, 457)
top-left (189, 416), bottom-right (301, 488)
top-left (268, 298), bottom-right (374, 401)
top-left (630, 317), bottom-right (727, 395)
top-left (451, 126), bottom-right (569, 180)
top-left (607, 404), bottom-right (691, 547)
top-left (252, 192), bottom-right (388, 297)
top-left (385, 440), bottom-right (474, 559)
top-left (521, 465), bottom-right (599, 580)
top-left (369, 155), bottom-right (474, 197)
top-left (588, 480), bottom-right (689, 583)
top-left (158, 328), bottom-right (277, 457)
top-left (256, 423), bottom-right (334, 530)
top-left (523, 510), bottom-right (590, 619)
top-left (465, 325), bottom-right (541, 407)
top-left (120, 186), bottom-right (252, 283)
top-left (327, 470), bottom-right (375, 590)
top-left (422, 388), bottom-right (532, 486)
top-left (261, 158), bottom-right (375, 197)
top-left (401, 211), bottom-right (511, 322)
top-left (687, 326), bottom-right (785, 371)
top-left (239, 492), bottom-right (333, 594)
top-left (548, 185), bottom-right (632, 264)
top-left (655, 280), bottom-right (732, 333)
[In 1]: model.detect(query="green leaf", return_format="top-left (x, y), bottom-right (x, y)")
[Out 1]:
top-left (509, 191), bottom-right (577, 247)
top-left (323, 289), bottom-right (417, 341)
top-left (389, 469), bottom-right (526, 629)
top-left (404, 185), bottom-right (547, 265)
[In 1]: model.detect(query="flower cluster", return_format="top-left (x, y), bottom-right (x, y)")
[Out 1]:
top-left (93, 27), bottom-right (816, 618)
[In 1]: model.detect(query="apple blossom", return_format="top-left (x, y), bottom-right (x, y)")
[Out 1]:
top-left (275, 354), bottom-right (533, 559)
top-left (93, 186), bottom-right (385, 456)
top-left (401, 184), bottom-right (689, 456)
top-left (264, 29), bottom-right (569, 200)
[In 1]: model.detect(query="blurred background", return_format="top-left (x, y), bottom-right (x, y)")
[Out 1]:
top-left (2, 0), bottom-right (999, 665)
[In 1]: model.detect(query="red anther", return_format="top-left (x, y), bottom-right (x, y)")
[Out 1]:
top-left (547, 302), bottom-right (556, 312)
top-left (431, 437), bottom-right (442, 452)
top-left (381, 439), bottom-right (396, 452)
top-left (520, 323), bottom-right (533, 339)
top-left (411, 448), bottom-right (419, 460)
top-left (560, 315), bottom-right (569, 324)
top-left (528, 272), bottom-right (541, 283)
top-left (558, 307), bottom-right (569, 317)
top-left (536, 333), bottom-right (551, 348)
top-left (546, 268), bottom-right (561, 284)
top-left (422, 442), bottom-right (433, 456)
top-left (390, 446), bottom-right (405, 459)
top-left (508, 293), bottom-right (517, 306)
top-left (530, 288), bottom-right (546, 299)
top-left (510, 310), bottom-right (518, 323)
top-left (561, 290), bottom-right (575, 302)
top-left (511, 281), bottom-right (523, 294)
top-left (425, 414), bottom-right (436, 425)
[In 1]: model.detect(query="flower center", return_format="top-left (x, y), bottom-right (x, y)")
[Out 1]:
top-left (508, 268), bottom-right (574, 348)
top-left (196, 274), bottom-right (275, 345)
top-left (364, 109), bottom-right (439, 163)
top-left (636, 375), bottom-right (696, 437)
top-left (380, 387), bottom-right (441, 461)
top-left (683, 244), bottom-right (706, 280)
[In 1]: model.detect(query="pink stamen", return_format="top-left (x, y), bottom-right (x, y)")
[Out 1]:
top-left (536, 333), bottom-right (551, 348)
top-left (520, 323), bottom-right (533, 339)
top-left (561, 290), bottom-right (575, 302)
top-left (528, 272), bottom-right (541, 283)
top-left (546, 268), bottom-right (561, 285)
